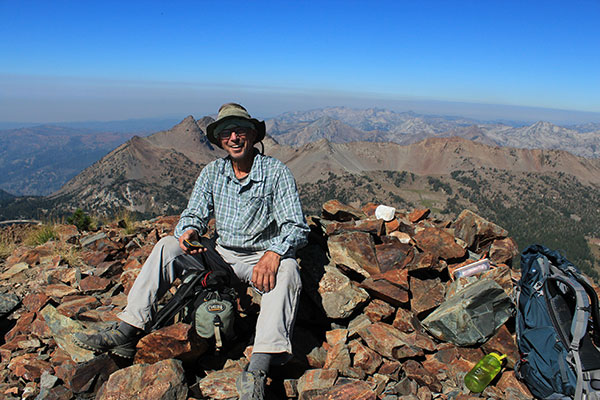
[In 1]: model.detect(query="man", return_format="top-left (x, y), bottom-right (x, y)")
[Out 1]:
top-left (75, 103), bottom-right (310, 400)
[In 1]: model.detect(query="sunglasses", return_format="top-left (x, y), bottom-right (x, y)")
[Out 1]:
top-left (218, 127), bottom-right (253, 140)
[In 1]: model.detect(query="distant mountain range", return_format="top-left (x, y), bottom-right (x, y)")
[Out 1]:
top-left (267, 107), bottom-right (600, 158)
top-left (36, 112), bottom-right (599, 217)
top-left (2, 107), bottom-right (599, 198)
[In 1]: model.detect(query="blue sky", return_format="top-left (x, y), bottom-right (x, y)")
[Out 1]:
top-left (1, 0), bottom-right (599, 123)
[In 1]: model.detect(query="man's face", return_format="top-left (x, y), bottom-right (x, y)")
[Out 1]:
top-left (219, 126), bottom-right (257, 162)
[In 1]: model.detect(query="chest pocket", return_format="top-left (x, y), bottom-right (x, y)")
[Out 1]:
top-left (235, 183), bottom-right (273, 236)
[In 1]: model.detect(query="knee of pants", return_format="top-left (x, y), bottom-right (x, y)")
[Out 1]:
top-left (276, 258), bottom-right (302, 293)
top-left (157, 235), bottom-right (181, 254)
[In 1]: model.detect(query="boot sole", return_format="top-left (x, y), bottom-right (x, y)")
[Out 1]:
top-left (73, 336), bottom-right (136, 359)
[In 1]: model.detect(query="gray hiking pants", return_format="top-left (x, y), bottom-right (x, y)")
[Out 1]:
top-left (117, 236), bottom-right (302, 355)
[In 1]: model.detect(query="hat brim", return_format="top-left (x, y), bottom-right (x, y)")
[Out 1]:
top-left (206, 116), bottom-right (266, 148)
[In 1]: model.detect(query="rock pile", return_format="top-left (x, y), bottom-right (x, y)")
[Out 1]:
top-left (0, 201), bottom-right (562, 399)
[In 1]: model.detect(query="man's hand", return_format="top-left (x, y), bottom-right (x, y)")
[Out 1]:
top-left (178, 229), bottom-right (206, 255)
top-left (252, 251), bottom-right (281, 293)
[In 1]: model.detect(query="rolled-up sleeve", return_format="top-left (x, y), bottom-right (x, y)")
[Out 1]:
top-left (174, 165), bottom-right (213, 239)
top-left (268, 166), bottom-right (309, 257)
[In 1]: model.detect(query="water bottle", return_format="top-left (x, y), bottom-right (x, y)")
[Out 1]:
top-left (464, 352), bottom-right (506, 393)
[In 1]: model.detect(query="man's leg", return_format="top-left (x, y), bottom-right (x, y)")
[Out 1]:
top-left (75, 236), bottom-right (191, 358)
top-left (217, 245), bottom-right (302, 400)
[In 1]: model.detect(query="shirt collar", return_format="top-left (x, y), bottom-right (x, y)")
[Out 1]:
top-left (222, 151), bottom-right (264, 183)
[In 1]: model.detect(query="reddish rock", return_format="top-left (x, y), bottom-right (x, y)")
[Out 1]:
top-left (47, 267), bottom-right (78, 285)
top-left (56, 296), bottom-right (101, 318)
top-left (357, 322), bottom-right (423, 360)
top-left (318, 265), bottom-right (370, 319)
top-left (405, 251), bottom-right (438, 272)
top-left (323, 343), bottom-right (351, 374)
top-left (349, 340), bottom-right (382, 375)
top-left (496, 370), bottom-right (533, 398)
top-left (402, 359), bottom-right (442, 392)
top-left (30, 315), bottom-right (52, 339)
top-left (408, 208), bottom-right (430, 223)
top-left (22, 293), bottom-right (49, 313)
top-left (359, 278), bottom-right (409, 306)
top-left (363, 299), bottom-right (395, 322)
top-left (361, 203), bottom-right (379, 217)
top-left (384, 218), bottom-right (400, 234)
top-left (8, 353), bottom-right (53, 381)
top-left (79, 250), bottom-right (107, 267)
top-left (120, 268), bottom-right (141, 295)
top-left (79, 275), bottom-right (112, 293)
top-left (297, 368), bottom-right (339, 395)
top-left (392, 308), bottom-right (417, 333)
top-left (322, 200), bottom-right (366, 222)
top-left (410, 277), bottom-right (445, 315)
top-left (58, 354), bottom-right (119, 393)
top-left (55, 224), bottom-right (80, 243)
top-left (300, 380), bottom-right (377, 399)
top-left (328, 232), bottom-right (381, 278)
top-left (489, 237), bottom-right (519, 265)
top-left (377, 360), bottom-right (402, 380)
top-left (5, 312), bottom-right (35, 342)
top-left (422, 347), bottom-right (460, 377)
top-left (453, 210), bottom-right (508, 252)
top-left (96, 358), bottom-right (187, 400)
top-left (93, 260), bottom-right (122, 277)
top-left (413, 227), bottom-right (466, 260)
top-left (197, 365), bottom-right (243, 400)
top-left (374, 241), bottom-right (413, 272)
top-left (134, 323), bottom-right (208, 364)
top-left (325, 219), bottom-right (384, 236)
top-left (123, 258), bottom-right (142, 272)
top-left (325, 329), bottom-right (348, 347)
top-left (44, 284), bottom-right (79, 298)
top-left (482, 324), bottom-right (519, 369)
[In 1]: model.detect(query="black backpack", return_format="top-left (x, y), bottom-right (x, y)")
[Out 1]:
top-left (150, 252), bottom-right (237, 351)
top-left (515, 244), bottom-right (600, 399)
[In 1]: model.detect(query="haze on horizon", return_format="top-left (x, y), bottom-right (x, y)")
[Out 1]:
top-left (1, 0), bottom-right (599, 125)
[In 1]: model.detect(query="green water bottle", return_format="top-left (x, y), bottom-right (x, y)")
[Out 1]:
top-left (464, 352), bottom-right (506, 393)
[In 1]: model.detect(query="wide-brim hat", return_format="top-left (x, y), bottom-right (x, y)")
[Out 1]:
top-left (206, 103), bottom-right (266, 148)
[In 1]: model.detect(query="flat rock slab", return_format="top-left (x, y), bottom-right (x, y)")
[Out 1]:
top-left (328, 232), bottom-right (381, 278)
top-left (413, 227), bottom-right (466, 260)
top-left (299, 380), bottom-right (377, 400)
top-left (96, 358), bottom-right (187, 400)
top-left (197, 366), bottom-right (242, 400)
top-left (40, 305), bottom-right (95, 363)
top-left (318, 265), bottom-right (369, 319)
top-left (453, 209), bottom-right (508, 251)
top-left (322, 200), bottom-right (366, 222)
top-left (422, 279), bottom-right (514, 346)
top-left (134, 323), bottom-right (208, 364)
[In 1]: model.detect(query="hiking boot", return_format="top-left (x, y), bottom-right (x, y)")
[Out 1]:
top-left (74, 326), bottom-right (140, 359)
top-left (236, 368), bottom-right (267, 400)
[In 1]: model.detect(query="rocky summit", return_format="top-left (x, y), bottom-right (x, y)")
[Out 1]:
top-left (0, 200), bottom-right (581, 399)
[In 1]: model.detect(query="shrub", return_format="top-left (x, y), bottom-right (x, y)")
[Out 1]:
top-left (67, 208), bottom-right (93, 231)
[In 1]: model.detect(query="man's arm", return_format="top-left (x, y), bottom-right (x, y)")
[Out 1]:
top-left (174, 166), bottom-right (214, 251)
top-left (252, 166), bottom-right (309, 293)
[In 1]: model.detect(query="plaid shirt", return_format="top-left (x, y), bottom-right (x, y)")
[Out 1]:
top-left (174, 153), bottom-right (309, 257)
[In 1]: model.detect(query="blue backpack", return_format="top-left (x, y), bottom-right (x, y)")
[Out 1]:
top-left (515, 244), bottom-right (600, 399)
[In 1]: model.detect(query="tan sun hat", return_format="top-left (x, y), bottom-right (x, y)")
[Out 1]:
top-left (206, 103), bottom-right (266, 148)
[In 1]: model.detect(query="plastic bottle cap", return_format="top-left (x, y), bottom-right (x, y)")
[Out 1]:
top-left (489, 352), bottom-right (507, 363)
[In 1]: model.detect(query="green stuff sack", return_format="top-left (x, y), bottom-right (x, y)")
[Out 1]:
top-left (194, 288), bottom-right (236, 350)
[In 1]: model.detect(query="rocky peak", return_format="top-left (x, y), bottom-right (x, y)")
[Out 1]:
top-left (0, 201), bottom-right (553, 398)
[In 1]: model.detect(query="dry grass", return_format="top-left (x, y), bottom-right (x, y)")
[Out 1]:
top-left (0, 235), bottom-right (15, 260)
top-left (55, 242), bottom-right (83, 267)
top-left (24, 224), bottom-right (58, 246)
top-left (116, 209), bottom-right (138, 235)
